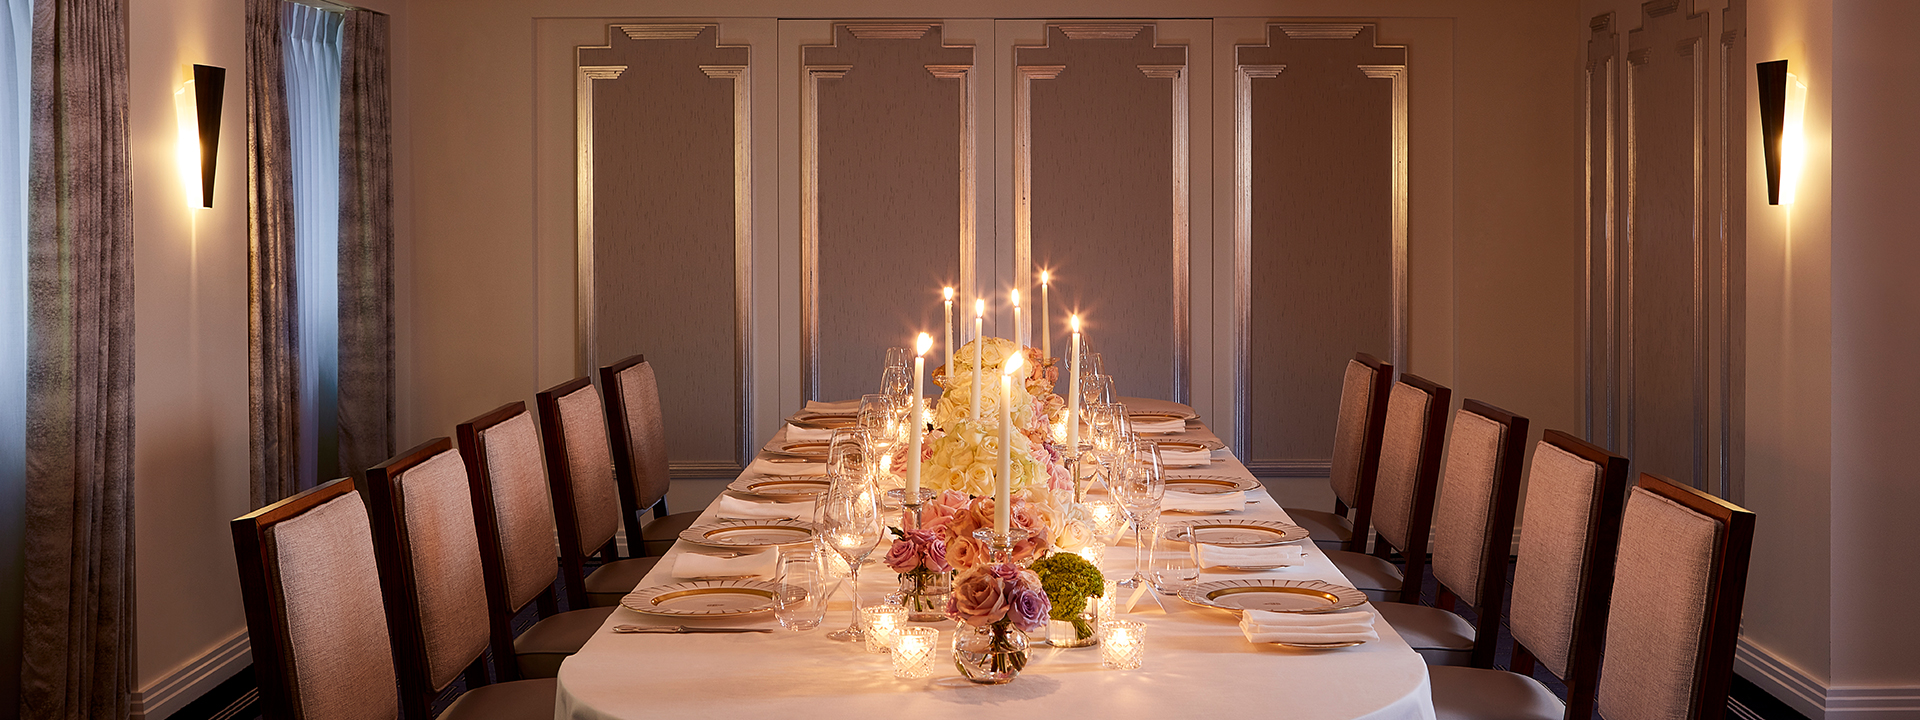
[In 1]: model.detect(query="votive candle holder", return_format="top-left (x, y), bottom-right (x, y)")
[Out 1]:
top-left (1076, 543), bottom-right (1108, 569)
top-left (892, 627), bottom-right (939, 679)
top-left (863, 605), bottom-right (906, 653)
top-left (1102, 620), bottom-right (1145, 670)
top-left (1095, 579), bottom-right (1118, 626)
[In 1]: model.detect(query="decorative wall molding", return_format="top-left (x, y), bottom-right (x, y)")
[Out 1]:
top-left (129, 630), bottom-right (251, 720)
top-left (1717, 0), bottom-right (1746, 502)
top-left (1244, 459), bottom-right (1333, 478)
top-left (1057, 24), bottom-right (1145, 40)
top-left (1732, 635), bottom-right (1920, 718)
top-left (1275, 23), bottom-right (1365, 39)
top-left (1585, 12), bottom-right (1619, 449)
top-left (846, 23), bottom-right (934, 39)
top-left (616, 24), bottom-right (707, 40)
top-left (574, 63), bottom-right (625, 379)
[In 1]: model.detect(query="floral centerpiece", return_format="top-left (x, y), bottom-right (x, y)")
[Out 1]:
top-left (882, 528), bottom-right (952, 621)
top-left (1032, 552), bottom-right (1105, 646)
top-left (947, 561), bottom-right (1050, 682)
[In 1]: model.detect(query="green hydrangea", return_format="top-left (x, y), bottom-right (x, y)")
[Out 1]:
top-left (1032, 552), bottom-right (1105, 639)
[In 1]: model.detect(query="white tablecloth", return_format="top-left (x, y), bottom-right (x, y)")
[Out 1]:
top-left (555, 426), bottom-right (1436, 720)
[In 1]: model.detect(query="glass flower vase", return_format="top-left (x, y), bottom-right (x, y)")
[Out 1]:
top-left (952, 621), bottom-right (1029, 684)
top-left (1045, 599), bottom-right (1099, 648)
top-left (896, 568), bottom-right (952, 622)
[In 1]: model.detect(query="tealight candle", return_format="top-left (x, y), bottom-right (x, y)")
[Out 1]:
top-left (1096, 579), bottom-right (1118, 626)
top-left (893, 627), bottom-right (939, 679)
top-left (863, 605), bottom-right (906, 653)
top-left (1102, 620), bottom-right (1145, 670)
top-left (1076, 543), bottom-right (1108, 569)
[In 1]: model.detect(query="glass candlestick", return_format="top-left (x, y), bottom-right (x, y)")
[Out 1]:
top-left (972, 527), bottom-right (1032, 565)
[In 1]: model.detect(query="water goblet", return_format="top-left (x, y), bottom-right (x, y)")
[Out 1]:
top-left (822, 474), bottom-right (884, 642)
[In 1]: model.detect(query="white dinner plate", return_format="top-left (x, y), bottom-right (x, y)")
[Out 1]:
top-left (765, 439), bottom-right (832, 458)
top-left (727, 476), bottom-right (831, 498)
top-left (1178, 579), bottom-right (1368, 614)
top-left (1164, 519), bottom-right (1310, 547)
top-left (1162, 474), bottom-right (1261, 495)
top-left (679, 519), bottom-right (817, 548)
top-left (621, 579), bottom-right (801, 618)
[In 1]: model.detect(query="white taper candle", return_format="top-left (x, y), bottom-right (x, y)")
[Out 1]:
top-left (971, 299), bottom-right (984, 424)
top-left (907, 333), bottom-right (930, 498)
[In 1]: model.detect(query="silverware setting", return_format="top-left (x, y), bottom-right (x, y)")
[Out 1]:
top-left (613, 624), bottom-right (774, 634)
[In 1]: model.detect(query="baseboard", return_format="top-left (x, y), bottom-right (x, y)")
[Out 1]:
top-left (130, 630), bottom-right (251, 720)
top-left (1244, 459), bottom-right (1332, 477)
top-left (1828, 684), bottom-right (1920, 716)
top-left (1735, 635), bottom-right (1920, 719)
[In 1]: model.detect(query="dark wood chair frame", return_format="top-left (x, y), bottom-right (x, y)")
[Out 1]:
top-left (1632, 472), bottom-right (1756, 720)
top-left (363, 437), bottom-right (497, 720)
top-left (1332, 352), bottom-right (1395, 553)
top-left (598, 353), bottom-right (676, 558)
top-left (535, 375), bottom-right (624, 609)
top-left (231, 477), bottom-right (364, 720)
top-left (1506, 429), bottom-right (1631, 720)
top-left (1429, 399), bottom-right (1530, 669)
top-left (1359, 372), bottom-right (1452, 604)
top-left (456, 401), bottom-right (562, 682)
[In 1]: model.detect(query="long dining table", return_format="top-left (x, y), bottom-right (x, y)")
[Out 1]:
top-left (553, 406), bottom-right (1437, 720)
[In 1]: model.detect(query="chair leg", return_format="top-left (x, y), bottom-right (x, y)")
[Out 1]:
top-left (536, 583), bottom-right (559, 618)
top-left (1512, 644), bottom-right (1538, 677)
top-left (464, 655), bottom-right (490, 688)
top-left (1436, 586), bottom-right (1457, 612)
top-left (622, 510), bottom-right (646, 558)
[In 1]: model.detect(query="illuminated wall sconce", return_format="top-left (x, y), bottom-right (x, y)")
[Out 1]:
top-left (175, 64), bottom-right (225, 208)
top-left (1757, 59), bottom-right (1808, 205)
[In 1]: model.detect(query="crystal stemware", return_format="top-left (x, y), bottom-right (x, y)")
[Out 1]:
top-left (822, 474), bottom-right (884, 642)
top-left (1113, 438), bottom-right (1165, 589)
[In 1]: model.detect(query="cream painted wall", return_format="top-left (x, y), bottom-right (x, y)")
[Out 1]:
top-left (403, 0), bottom-right (1585, 520)
top-left (127, 0), bottom-right (411, 709)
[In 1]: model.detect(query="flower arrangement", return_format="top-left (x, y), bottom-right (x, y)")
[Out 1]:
top-left (948, 562), bottom-right (1051, 631)
top-left (882, 528), bottom-right (951, 575)
top-left (1031, 552), bottom-right (1106, 642)
top-left (915, 490), bottom-right (1053, 569)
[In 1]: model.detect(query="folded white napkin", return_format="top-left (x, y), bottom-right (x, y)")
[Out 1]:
top-left (1159, 427), bottom-right (1227, 449)
top-left (1197, 543), bottom-right (1305, 569)
top-left (1240, 609), bottom-right (1379, 645)
top-left (804, 399), bottom-right (861, 414)
top-left (1157, 448), bottom-right (1213, 467)
top-left (783, 423), bottom-right (835, 443)
top-left (673, 551), bottom-right (777, 580)
top-left (1163, 490), bottom-right (1246, 513)
top-left (1130, 417), bottom-right (1187, 434)
top-left (713, 495), bottom-right (813, 520)
top-left (1117, 397), bottom-right (1198, 419)
top-left (745, 457), bottom-right (827, 477)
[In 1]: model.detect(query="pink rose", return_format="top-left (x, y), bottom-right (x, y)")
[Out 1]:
top-left (948, 564), bottom-right (1013, 626)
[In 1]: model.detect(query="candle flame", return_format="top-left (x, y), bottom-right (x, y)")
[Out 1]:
top-left (1071, 314), bottom-right (1081, 333)
top-left (1003, 351), bottom-right (1025, 377)
top-left (1010, 289), bottom-right (1021, 308)
top-left (915, 332), bottom-right (933, 355)
top-left (943, 287), bottom-right (954, 301)
top-left (1040, 270), bottom-right (1049, 285)
top-left (975, 298), bottom-right (985, 317)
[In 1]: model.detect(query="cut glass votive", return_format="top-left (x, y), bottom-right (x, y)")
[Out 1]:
top-left (863, 605), bottom-right (906, 653)
top-left (893, 627), bottom-right (939, 679)
top-left (1102, 620), bottom-right (1145, 670)
top-left (1095, 579), bottom-right (1118, 626)
top-left (1076, 543), bottom-right (1108, 569)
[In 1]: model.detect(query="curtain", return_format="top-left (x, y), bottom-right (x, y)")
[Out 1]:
top-left (282, 1), bottom-right (340, 486)
top-left (0, 0), bottom-right (29, 712)
top-left (19, 0), bottom-right (133, 715)
top-left (337, 8), bottom-right (392, 482)
top-left (248, 0), bottom-right (300, 508)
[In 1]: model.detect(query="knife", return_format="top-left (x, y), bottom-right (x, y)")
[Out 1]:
top-left (614, 624), bottom-right (774, 634)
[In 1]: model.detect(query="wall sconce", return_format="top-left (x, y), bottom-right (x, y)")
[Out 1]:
top-left (1758, 60), bottom-right (1807, 206)
top-left (174, 64), bottom-right (225, 208)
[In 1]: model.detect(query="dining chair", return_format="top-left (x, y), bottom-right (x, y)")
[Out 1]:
top-left (1321, 372), bottom-right (1451, 603)
top-left (457, 401), bottom-right (617, 680)
top-left (362, 438), bottom-right (558, 719)
top-left (232, 478), bottom-right (401, 720)
top-left (599, 354), bottom-right (702, 557)
top-left (1427, 430), bottom-right (1630, 720)
top-left (537, 376), bottom-right (662, 608)
top-left (1369, 400), bottom-right (1528, 667)
top-left (1594, 473), bottom-right (1754, 720)
top-left (1282, 352), bottom-right (1395, 552)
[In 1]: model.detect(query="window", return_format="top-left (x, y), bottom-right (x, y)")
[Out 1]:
top-left (282, 1), bottom-right (342, 485)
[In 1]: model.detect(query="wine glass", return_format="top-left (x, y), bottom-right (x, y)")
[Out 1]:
top-left (1113, 438), bottom-right (1165, 589)
top-left (829, 428), bottom-right (870, 480)
top-left (821, 474), bottom-right (884, 641)
top-left (858, 394), bottom-right (898, 482)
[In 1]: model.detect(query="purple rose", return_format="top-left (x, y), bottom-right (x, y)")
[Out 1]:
top-left (1006, 583), bottom-right (1052, 633)
top-left (883, 538), bottom-right (921, 573)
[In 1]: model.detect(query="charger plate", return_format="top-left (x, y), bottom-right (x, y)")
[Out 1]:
top-left (766, 439), bottom-right (832, 458)
top-left (1164, 519), bottom-right (1310, 547)
top-left (727, 476), bottom-right (831, 498)
top-left (679, 519), bottom-right (817, 548)
top-left (1151, 440), bottom-right (1212, 454)
top-left (1163, 474), bottom-right (1261, 495)
top-left (1178, 579), bottom-right (1368, 614)
top-left (622, 579), bottom-right (802, 618)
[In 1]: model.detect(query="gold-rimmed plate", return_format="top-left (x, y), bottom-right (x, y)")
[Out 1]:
top-left (1163, 474), bottom-right (1261, 495)
top-left (1273, 639), bottom-right (1368, 650)
top-left (1152, 440), bottom-right (1212, 454)
top-left (1129, 411), bottom-right (1191, 424)
top-left (1164, 519), bottom-right (1310, 547)
top-left (621, 579), bottom-right (801, 618)
top-left (679, 519), bottom-right (817, 548)
top-left (766, 440), bottom-right (832, 458)
top-left (788, 415), bottom-right (856, 430)
top-left (1179, 579), bottom-right (1368, 614)
top-left (727, 475), bottom-right (831, 498)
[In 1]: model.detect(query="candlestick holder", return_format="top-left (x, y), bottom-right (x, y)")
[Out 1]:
top-left (885, 488), bottom-right (940, 529)
top-left (972, 527), bottom-right (1032, 566)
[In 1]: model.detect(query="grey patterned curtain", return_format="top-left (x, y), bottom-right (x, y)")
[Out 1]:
top-left (248, 0), bottom-right (301, 508)
top-left (19, 0), bottom-right (134, 716)
top-left (337, 8), bottom-right (392, 481)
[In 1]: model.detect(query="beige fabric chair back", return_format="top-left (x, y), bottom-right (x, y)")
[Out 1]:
top-left (611, 359), bottom-right (672, 510)
top-left (476, 409), bottom-right (561, 611)
top-left (1509, 434), bottom-right (1624, 682)
top-left (1369, 380), bottom-right (1438, 552)
top-left (239, 482), bottom-right (400, 720)
top-left (1430, 408), bottom-right (1508, 607)
top-left (388, 447), bottom-right (492, 692)
top-left (1597, 487), bottom-right (1724, 720)
top-left (1328, 357), bottom-right (1388, 506)
top-left (556, 382), bottom-right (622, 554)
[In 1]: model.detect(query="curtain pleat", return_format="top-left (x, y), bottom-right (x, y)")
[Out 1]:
top-left (337, 8), bottom-right (392, 481)
top-left (19, 0), bottom-right (134, 716)
top-left (248, 0), bottom-right (301, 508)
top-left (282, 2), bottom-right (341, 486)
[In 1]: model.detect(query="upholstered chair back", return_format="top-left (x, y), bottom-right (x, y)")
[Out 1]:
top-left (1430, 407), bottom-right (1511, 607)
top-left (1327, 356), bottom-right (1389, 509)
top-left (459, 403), bottom-right (560, 614)
top-left (1598, 475), bottom-right (1754, 720)
top-left (1368, 377), bottom-right (1447, 553)
top-left (1508, 430), bottom-right (1630, 719)
top-left (232, 479), bottom-right (399, 720)
top-left (602, 356), bottom-right (673, 512)
top-left (365, 439), bottom-right (492, 708)
top-left (548, 380), bottom-right (622, 556)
